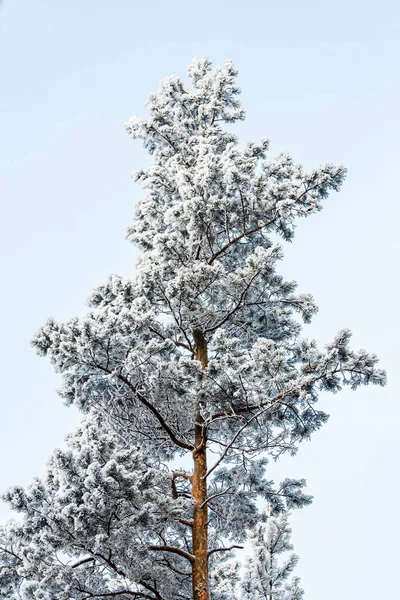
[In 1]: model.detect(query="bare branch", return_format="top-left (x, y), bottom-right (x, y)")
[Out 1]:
top-left (148, 545), bottom-right (195, 564)
top-left (199, 485), bottom-right (235, 508)
top-left (177, 518), bottom-right (194, 528)
top-left (208, 545), bottom-right (244, 557)
top-left (71, 556), bottom-right (95, 569)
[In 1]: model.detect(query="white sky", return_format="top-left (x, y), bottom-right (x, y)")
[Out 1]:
top-left (0, 1), bottom-right (399, 598)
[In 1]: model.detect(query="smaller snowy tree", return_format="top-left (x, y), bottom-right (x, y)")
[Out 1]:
top-left (241, 510), bottom-right (303, 600)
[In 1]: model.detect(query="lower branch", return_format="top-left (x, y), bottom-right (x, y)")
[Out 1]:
top-left (148, 545), bottom-right (195, 564)
top-left (72, 556), bottom-right (95, 569)
top-left (208, 545), bottom-right (244, 558)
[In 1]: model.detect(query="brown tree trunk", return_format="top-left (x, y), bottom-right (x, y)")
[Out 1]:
top-left (192, 421), bottom-right (209, 600)
top-left (192, 329), bottom-right (210, 600)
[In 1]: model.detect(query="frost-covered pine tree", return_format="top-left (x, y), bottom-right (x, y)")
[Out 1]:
top-left (1, 58), bottom-right (385, 600)
top-left (241, 510), bottom-right (304, 600)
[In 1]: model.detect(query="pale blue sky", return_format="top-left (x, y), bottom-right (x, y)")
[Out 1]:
top-left (1, 1), bottom-right (399, 598)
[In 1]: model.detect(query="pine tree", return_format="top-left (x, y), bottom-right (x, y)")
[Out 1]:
top-left (1, 58), bottom-right (385, 600)
top-left (241, 510), bottom-right (304, 600)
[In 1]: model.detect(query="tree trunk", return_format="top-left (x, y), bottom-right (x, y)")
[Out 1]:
top-left (192, 422), bottom-right (209, 600)
top-left (192, 329), bottom-right (210, 600)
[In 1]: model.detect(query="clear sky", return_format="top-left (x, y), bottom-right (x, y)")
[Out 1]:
top-left (1, 1), bottom-right (399, 598)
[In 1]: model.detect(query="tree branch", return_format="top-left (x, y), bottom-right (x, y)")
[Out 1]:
top-left (94, 364), bottom-right (194, 451)
top-left (148, 545), bottom-right (195, 564)
top-left (149, 326), bottom-right (193, 354)
top-left (78, 591), bottom-right (155, 600)
top-left (203, 407), bottom-right (272, 479)
top-left (117, 374), bottom-right (194, 451)
top-left (210, 371), bottom-right (337, 422)
top-left (177, 518), bottom-right (194, 528)
top-left (204, 269), bottom-right (260, 334)
top-left (208, 216), bottom-right (278, 264)
top-left (173, 471), bottom-right (193, 482)
top-left (208, 545), bottom-right (244, 557)
top-left (199, 485), bottom-right (235, 508)
top-left (71, 556), bottom-right (95, 569)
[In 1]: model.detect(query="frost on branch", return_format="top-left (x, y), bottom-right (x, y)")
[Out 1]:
top-left (241, 510), bottom-right (304, 600)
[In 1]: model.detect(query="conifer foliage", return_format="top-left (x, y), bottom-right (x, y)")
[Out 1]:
top-left (241, 510), bottom-right (304, 600)
top-left (0, 58), bottom-right (385, 600)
